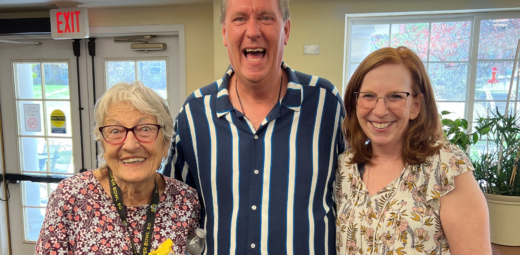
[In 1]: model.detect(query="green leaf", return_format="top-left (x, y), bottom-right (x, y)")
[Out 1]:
top-left (461, 119), bottom-right (468, 130)
top-left (479, 127), bottom-right (491, 135)
top-left (442, 119), bottom-right (455, 127)
top-left (473, 133), bottom-right (479, 144)
top-left (441, 110), bottom-right (451, 116)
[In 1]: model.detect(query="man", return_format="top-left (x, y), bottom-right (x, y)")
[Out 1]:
top-left (164, 0), bottom-right (344, 254)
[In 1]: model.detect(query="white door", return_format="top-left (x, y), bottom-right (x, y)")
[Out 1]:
top-left (86, 35), bottom-right (181, 168)
top-left (0, 39), bottom-right (91, 254)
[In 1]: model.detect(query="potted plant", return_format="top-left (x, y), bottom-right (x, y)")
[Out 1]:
top-left (441, 109), bottom-right (520, 246)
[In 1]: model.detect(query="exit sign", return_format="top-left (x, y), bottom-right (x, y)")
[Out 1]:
top-left (50, 8), bottom-right (89, 39)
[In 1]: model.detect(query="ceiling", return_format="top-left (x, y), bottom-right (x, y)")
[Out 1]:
top-left (0, 0), bottom-right (213, 13)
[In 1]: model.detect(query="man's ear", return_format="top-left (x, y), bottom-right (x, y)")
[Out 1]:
top-left (409, 94), bottom-right (422, 120)
top-left (222, 25), bottom-right (228, 47)
top-left (283, 20), bottom-right (291, 45)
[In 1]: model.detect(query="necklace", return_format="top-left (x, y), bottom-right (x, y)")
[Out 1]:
top-left (235, 75), bottom-right (283, 120)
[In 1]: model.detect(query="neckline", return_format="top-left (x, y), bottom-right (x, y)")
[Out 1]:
top-left (357, 163), bottom-right (408, 198)
top-left (88, 170), bottom-right (169, 209)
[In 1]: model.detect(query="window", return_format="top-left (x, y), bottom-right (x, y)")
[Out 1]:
top-left (345, 13), bottom-right (520, 154)
top-left (14, 62), bottom-right (75, 241)
top-left (105, 59), bottom-right (168, 100)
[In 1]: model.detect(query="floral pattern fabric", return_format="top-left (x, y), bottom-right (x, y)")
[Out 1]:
top-left (335, 143), bottom-right (473, 255)
top-left (35, 170), bottom-right (200, 255)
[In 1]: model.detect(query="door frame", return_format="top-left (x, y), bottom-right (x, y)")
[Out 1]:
top-left (87, 24), bottom-right (186, 169)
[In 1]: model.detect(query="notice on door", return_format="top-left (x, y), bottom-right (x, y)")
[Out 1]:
top-left (50, 109), bottom-right (66, 134)
top-left (24, 104), bottom-right (41, 132)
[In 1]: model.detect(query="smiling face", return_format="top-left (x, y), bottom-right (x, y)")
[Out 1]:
top-left (222, 0), bottom-right (290, 85)
top-left (102, 102), bottom-right (168, 184)
top-left (356, 64), bottom-right (421, 151)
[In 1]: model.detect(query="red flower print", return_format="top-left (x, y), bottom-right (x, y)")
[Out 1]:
top-left (92, 246), bottom-right (98, 251)
top-left (49, 226), bottom-right (54, 231)
top-left (54, 243), bottom-right (60, 248)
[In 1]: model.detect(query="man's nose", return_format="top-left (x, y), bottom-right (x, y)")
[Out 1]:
top-left (245, 19), bottom-right (261, 39)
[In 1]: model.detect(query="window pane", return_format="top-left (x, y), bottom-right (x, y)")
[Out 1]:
top-left (106, 61), bottom-right (136, 88)
top-left (429, 63), bottom-right (468, 101)
top-left (137, 60), bottom-right (167, 99)
top-left (473, 101), bottom-right (520, 120)
top-left (470, 140), bottom-right (498, 159)
top-left (390, 23), bottom-right (429, 61)
top-left (15, 63), bottom-right (42, 99)
top-left (351, 24), bottom-right (389, 62)
top-left (45, 101), bottom-right (72, 137)
top-left (478, 19), bottom-right (520, 60)
top-left (25, 207), bottom-right (45, 242)
top-left (429, 22), bottom-right (471, 61)
top-left (43, 63), bottom-right (70, 99)
top-left (349, 63), bottom-right (360, 79)
top-left (18, 101), bottom-right (45, 136)
top-left (437, 102), bottom-right (465, 120)
top-left (50, 139), bottom-right (74, 174)
top-left (474, 61), bottom-right (514, 100)
top-left (24, 182), bottom-right (48, 207)
top-left (20, 137), bottom-right (47, 172)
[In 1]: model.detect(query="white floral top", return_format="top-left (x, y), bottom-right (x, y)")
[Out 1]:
top-left (335, 143), bottom-right (473, 255)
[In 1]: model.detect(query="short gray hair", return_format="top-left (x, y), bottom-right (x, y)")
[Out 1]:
top-left (93, 81), bottom-right (174, 169)
top-left (220, 0), bottom-right (290, 24)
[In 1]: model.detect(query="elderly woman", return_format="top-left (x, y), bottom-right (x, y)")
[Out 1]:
top-left (335, 47), bottom-right (491, 255)
top-left (36, 82), bottom-right (200, 255)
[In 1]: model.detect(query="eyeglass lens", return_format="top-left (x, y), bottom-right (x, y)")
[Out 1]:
top-left (102, 124), bottom-right (160, 143)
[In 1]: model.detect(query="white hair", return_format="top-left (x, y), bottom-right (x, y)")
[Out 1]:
top-left (93, 81), bottom-right (174, 169)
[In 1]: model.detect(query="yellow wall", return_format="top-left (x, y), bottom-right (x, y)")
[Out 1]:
top-left (212, 0), bottom-right (520, 93)
top-left (88, 4), bottom-right (214, 96)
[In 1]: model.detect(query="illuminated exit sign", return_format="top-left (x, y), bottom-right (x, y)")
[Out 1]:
top-left (49, 8), bottom-right (89, 39)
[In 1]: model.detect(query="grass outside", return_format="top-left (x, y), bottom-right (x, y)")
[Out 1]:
top-left (33, 85), bottom-right (70, 99)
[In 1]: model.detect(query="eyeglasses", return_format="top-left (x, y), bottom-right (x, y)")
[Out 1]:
top-left (99, 124), bottom-right (164, 145)
top-left (354, 92), bottom-right (412, 109)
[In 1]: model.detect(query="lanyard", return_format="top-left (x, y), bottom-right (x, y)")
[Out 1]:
top-left (108, 169), bottom-right (160, 255)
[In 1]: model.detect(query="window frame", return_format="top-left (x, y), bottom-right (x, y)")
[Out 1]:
top-left (343, 11), bottom-right (520, 127)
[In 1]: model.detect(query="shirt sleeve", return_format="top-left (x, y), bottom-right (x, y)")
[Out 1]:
top-left (35, 182), bottom-right (74, 255)
top-left (426, 143), bottom-right (475, 201)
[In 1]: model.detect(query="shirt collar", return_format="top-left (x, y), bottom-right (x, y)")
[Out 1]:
top-left (215, 62), bottom-right (303, 119)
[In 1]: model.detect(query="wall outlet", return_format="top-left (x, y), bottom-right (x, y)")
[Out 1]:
top-left (304, 44), bottom-right (319, 55)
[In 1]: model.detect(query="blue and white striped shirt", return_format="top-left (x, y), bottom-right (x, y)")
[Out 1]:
top-left (164, 63), bottom-right (345, 255)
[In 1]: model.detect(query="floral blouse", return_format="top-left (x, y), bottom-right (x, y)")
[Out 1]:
top-left (35, 170), bottom-right (200, 255)
top-left (335, 143), bottom-right (474, 255)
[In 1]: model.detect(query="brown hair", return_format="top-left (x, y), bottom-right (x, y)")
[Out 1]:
top-left (343, 46), bottom-right (445, 165)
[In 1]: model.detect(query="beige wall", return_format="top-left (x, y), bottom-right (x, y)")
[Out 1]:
top-left (212, 0), bottom-right (520, 93)
top-left (89, 4), bottom-right (214, 96)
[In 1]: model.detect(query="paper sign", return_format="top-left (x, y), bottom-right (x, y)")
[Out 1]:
top-left (49, 8), bottom-right (89, 39)
top-left (24, 104), bottom-right (41, 132)
top-left (50, 109), bottom-right (66, 134)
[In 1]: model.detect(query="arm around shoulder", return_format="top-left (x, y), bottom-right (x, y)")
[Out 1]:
top-left (440, 171), bottom-right (491, 255)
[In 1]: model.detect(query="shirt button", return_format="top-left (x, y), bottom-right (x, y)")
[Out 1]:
top-left (251, 243), bottom-right (256, 248)
top-left (252, 205), bottom-right (257, 210)
top-left (254, 170), bottom-right (259, 174)
top-left (254, 135), bottom-right (258, 139)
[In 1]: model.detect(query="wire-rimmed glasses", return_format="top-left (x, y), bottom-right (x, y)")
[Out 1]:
top-left (354, 92), bottom-right (412, 109)
top-left (99, 124), bottom-right (164, 145)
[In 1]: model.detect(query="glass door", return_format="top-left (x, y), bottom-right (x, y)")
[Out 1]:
top-left (0, 39), bottom-right (90, 254)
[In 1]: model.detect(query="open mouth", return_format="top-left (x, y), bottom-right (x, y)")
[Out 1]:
top-left (370, 122), bottom-right (394, 129)
top-left (121, 158), bottom-right (146, 164)
top-left (243, 48), bottom-right (266, 62)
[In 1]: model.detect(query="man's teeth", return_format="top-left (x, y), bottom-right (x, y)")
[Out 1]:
top-left (371, 122), bottom-right (392, 129)
top-left (122, 158), bottom-right (146, 164)
top-left (245, 48), bottom-right (265, 52)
